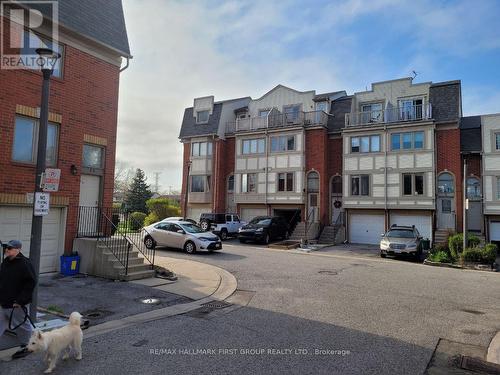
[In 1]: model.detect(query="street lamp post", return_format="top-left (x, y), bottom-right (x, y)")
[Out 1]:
top-left (29, 48), bottom-right (61, 322)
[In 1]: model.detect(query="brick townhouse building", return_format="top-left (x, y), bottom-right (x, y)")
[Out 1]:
top-left (179, 77), bottom-right (497, 246)
top-left (0, 0), bottom-right (131, 272)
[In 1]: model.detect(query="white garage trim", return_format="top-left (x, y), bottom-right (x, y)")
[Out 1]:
top-left (390, 212), bottom-right (433, 243)
top-left (187, 205), bottom-right (211, 222)
top-left (0, 206), bottom-right (65, 273)
top-left (240, 207), bottom-right (268, 222)
top-left (349, 212), bottom-right (385, 245)
top-left (489, 221), bottom-right (500, 241)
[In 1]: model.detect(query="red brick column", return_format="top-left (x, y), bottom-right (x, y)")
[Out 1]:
top-left (306, 128), bottom-right (328, 225)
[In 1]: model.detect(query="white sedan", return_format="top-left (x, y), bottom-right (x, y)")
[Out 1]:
top-left (142, 220), bottom-right (221, 254)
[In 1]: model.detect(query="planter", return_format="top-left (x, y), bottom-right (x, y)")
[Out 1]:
top-left (424, 258), bottom-right (497, 272)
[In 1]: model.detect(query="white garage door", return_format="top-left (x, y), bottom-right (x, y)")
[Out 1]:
top-left (0, 206), bottom-right (64, 273)
top-left (489, 222), bottom-right (500, 241)
top-left (390, 212), bottom-right (432, 242)
top-left (349, 213), bottom-right (385, 244)
top-left (240, 207), bottom-right (268, 223)
top-left (187, 206), bottom-right (210, 222)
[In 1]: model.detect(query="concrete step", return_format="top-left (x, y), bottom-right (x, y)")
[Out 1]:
top-left (115, 263), bottom-right (152, 273)
top-left (120, 269), bottom-right (155, 281)
top-left (107, 257), bottom-right (144, 266)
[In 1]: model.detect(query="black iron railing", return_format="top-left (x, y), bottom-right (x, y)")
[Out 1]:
top-left (77, 207), bottom-right (155, 273)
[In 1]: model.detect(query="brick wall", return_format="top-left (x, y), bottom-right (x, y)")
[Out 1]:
top-left (436, 127), bottom-right (463, 232)
top-left (180, 142), bottom-right (191, 216)
top-left (213, 138), bottom-right (235, 212)
top-left (465, 154), bottom-right (481, 177)
top-left (305, 128), bottom-right (328, 225)
top-left (0, 19), bottom-right (121, 252)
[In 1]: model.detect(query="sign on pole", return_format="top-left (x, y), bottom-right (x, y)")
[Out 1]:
top-left (34, 192), bottom-right (50, 216)
top-left (43, 168), bottom-right (61, 192)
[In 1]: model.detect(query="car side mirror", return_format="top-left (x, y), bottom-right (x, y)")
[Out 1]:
top-left (177, 230), bottom-right (185, 234)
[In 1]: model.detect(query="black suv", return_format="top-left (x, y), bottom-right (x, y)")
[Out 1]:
top-left (199, 213), bottom-right (228, 232)
top-left (238, 216), bottom-right (289, 244)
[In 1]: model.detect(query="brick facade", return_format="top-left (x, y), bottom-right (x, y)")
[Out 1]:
top-left (0, 31), bottom-right (121, 252)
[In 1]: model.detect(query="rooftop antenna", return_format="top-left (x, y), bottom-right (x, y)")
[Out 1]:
top-left (412, 70), bottom-right (418, 80)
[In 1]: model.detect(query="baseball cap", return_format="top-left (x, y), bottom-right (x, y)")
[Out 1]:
top-left (6, 240), bottom-right (22, 249)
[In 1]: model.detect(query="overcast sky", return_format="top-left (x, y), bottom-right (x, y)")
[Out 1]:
top-left (116, 0), bottom-right (500, 192)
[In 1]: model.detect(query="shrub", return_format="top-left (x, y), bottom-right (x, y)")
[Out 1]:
top-left (461, 243), bottom-right (497, 264)
top-left (129, 211), bottom-right (147, 230)
top-left (481, 243), bottom-right (498, 264)
top-left (428, 250), bottom-right (452, 263)
top-left (448, 233), bottom-right (481, 259)
top-left (462, 247), bottom-right (482, 262)
top-left (144, 212), bottom-right (160, 226)
top-left (146, 198), bottom-right (181, 221)
top-left (431, 242), bottom-right (449, 255)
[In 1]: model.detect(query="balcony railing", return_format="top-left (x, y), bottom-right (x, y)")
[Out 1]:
top-left (225, 110), bottom-right (328, 134)
top-left (345, 103), bottom-right (432, 127)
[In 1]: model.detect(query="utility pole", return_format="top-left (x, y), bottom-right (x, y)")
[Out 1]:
top-left (30, 48), bottom-right (61, 322)
top-left (463, 158), bottom-right (467, 251)
top-left (153, 172), bottom-right (161, 193)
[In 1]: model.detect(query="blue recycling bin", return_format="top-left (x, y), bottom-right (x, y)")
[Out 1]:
top-left (60, 255), bottom-right (80, 276)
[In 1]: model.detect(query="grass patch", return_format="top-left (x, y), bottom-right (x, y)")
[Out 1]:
top-left (46, 304), bottom-right (64, 314)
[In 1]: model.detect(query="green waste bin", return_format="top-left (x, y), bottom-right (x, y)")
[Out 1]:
top-left (421, 239), bottom-right (430, 251)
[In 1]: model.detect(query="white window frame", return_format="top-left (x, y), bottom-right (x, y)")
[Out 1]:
top-left (270, 135), bottom-right (295, 152)
top-left (403, 173), bottom-right (424, 196)
top-left (351, 175), bottom-right (370, 196)
top-left (351, 135), bottom-right (380, 153)
top-left (277, 172), bottom-right (294, 192)
top-left (241, 173), bottom-right (257, 193)
top-left (196, 110), bottom-right (209, 123)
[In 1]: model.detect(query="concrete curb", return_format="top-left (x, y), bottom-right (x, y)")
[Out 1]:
top-left (0, 259), bottom-right (237, 361)
top-left (487, 331), bottom-right (500, 365)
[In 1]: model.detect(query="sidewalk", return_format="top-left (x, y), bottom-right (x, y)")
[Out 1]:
top-left (0, 256), bottom-right (237, 361)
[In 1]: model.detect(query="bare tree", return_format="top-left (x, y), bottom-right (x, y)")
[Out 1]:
top-left (114, 160), bottom-right (135, 203)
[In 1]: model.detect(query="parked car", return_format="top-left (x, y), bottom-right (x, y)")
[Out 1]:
top-left (161, 216), bottom-right (197, 225)
top-left (142, 220), bottom-right (222, 254)
top-left (238, 216), bottom-right (289, 244)
top-left (380, 225), bottom-right (423, 258)
top-left (210, 214), bottom-right (247, 240)
top-left (199, 213), bottom-right (236, 232)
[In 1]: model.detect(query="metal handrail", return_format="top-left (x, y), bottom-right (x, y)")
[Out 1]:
top-left (230, 110), bottom-right (329, 133)
top-left (124, 212), bottom-right (155, 266)
top-left (345, 103), bottom-right (432, 126)
top-left (96, 210), bottom-right (131, 275)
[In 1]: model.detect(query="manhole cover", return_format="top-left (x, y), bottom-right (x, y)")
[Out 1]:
top-left (318, 270), bottom-right (338, 275)
top-left (200, 301), bottom-right (232, 309)
top-left (140, 298), bottom-right (160, 305)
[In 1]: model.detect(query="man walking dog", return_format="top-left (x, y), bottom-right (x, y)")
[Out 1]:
top-left (0, 240), bottom-right (37, 359)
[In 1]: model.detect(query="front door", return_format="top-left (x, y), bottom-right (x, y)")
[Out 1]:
top-left (331, 176), bottom-right (343, 225)
top-left (78, 174), bottom-right (101, 235)
top-left (437, 198), bottom-right (455, 229)
top-left (308, 193), bottom-right (319, 223)
top-left (467, 202), bottom-right (482, 232)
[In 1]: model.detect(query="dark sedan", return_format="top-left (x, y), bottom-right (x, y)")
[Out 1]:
top-left (238, 216), bottom-right (289, 244)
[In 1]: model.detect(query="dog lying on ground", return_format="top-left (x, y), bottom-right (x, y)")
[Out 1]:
top-left (27, 312), bottom-right (83, 373)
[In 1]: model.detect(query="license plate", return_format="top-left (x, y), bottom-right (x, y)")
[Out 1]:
top-left (215, 243), bottom-right (221, 249)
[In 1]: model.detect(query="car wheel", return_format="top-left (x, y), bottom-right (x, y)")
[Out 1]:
top-left (263, 233), bottom-right (270, 245)
top-left (239, 238), bottom-right (246, 244)
top-left (184, 241), bottom-right (196, 254)
top-left (200, 220), bottom-right (210, 231)
top-left (220, 229), bottom-right (228, 241)
top-left (380, 252), bottom-right (386, 258)
top-left (144, 236), bottom-right (156, 250)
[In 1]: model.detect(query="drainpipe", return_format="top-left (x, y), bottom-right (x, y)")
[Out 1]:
top-left (119, 57), bottom-right (130, 73)
top-left (212, 135), bottom-right (217, 212)
top-left (265, 115), bottom-right (269, 215)
top-left (463, 157), bottom-right (467, 249)
top-left (384, 123), bottom-right (388, 231)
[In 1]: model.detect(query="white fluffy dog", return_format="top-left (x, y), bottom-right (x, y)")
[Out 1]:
top-left (27, 312), bottom-right (83, 373)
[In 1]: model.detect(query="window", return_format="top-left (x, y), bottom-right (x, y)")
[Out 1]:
top-left (403, 174), bottom-right (424, 196)
top-left (227, 175), bottom-right (234, 192)
top-left (12, 117), bottom-right (59, 166)
top-left (278, 173), bottom-right (294, 192)
top-left (241, 173), bottom-right (257, 193)
top-left (391, 131), bottom-right (424, 151)
top-left (22, 32), bottom-right (64, 78)
top-left (242, 139), bottom-right (265, 154)
top-left (351, 135), bottom-right (380, 153)
top-left (271, 135), bottom-right (295, 152)
top-left (332, 176), bottom-right (342, 195)
top-left (437, 173), bottom-right (454, 194)
top-left (284, 105), bottom-right (300, 122)
top-left (399, 98), bottom-right (423, 121)
top-left (467, 177), bottom-right (481, 200)
top-left (361, 103), bottom-right (383, 123)
top-left (307, 171), bottom-right (319, 192)
top-left (496, 134), bottom-right (500, 150)
top-left (190, 175), bottom-right (205, 192)
top-left (351, 175), bottom-right (369, 196)
top-left (191, 142), bottom-right (212, 156)
top-left (259, 109), bottom-right (270, 117)
top-left (196, 110), bottom-right (209, 123)
top-left (497, 178), bottom-right (500, 200)
top-left (82, 144), bottom-right (104, 169)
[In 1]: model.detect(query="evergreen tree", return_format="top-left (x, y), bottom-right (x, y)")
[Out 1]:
top-left (124, 169), bottom-right (152, 213)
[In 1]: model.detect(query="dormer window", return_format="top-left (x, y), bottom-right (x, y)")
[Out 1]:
top-left (361, 103), bottom-right (383, 123)
top-left (196, 110), bottom-right (209, 123)
top-left (398, 98), bottom-right (423, 121)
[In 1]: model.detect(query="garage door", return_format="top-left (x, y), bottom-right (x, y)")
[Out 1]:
top-left (240, 207), bottom-right (268, 223)
top-left (187, 206), bottom-right (210, 222)
top-left (0, 206), bottom-right (64, 273)
top-left (489, 222), bottom-right (500, 241)
top-left (390, 212), bottom-right (432, 242)
top-left (349, 212), bottom-right (385, 244)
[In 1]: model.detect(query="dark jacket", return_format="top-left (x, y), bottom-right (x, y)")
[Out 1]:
top-left (0, 253), bottom-right (37, 308)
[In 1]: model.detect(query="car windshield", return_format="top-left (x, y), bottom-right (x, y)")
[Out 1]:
top-left (179, 223), bottom-right (204, 233)
top-left (249, 217), bottom-right (271, 225)
top-left (386, 229), bottom-right (415, 238)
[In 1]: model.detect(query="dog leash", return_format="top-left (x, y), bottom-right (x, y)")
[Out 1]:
top-left (8, 305), bottom-right (37, 330)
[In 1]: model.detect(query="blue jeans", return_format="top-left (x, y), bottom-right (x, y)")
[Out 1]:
top-left (0, 306), bottom-right (33, 346)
